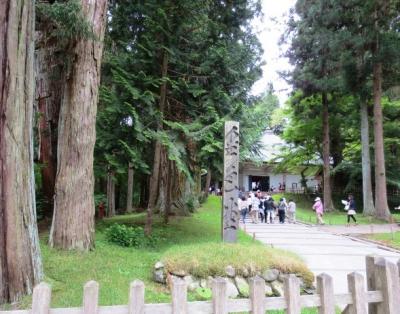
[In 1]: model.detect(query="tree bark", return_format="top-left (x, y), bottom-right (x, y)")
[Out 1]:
top-left (372, 62), bottom-right (390, 220)
top-left (145, 49), bottom-right (168, 235)
top-left (34, 33), bottom-right (63, 218)
top-left (322, 93), bottom-right (334, 211)
top-left (0, 0), bottom-right (43, 303)
top-left (158, 146), bottom-right (168, 217)
top-left (126, 163), bottom-right (134, 213)
top-left (107, 170), bottom-right (116, 217)
top-left (164, 160), bottom-right (173, 224)
top-left (49, 0), bottom-right (108, 250)
top-left (360, 101), bottom-right (376, 216)
top-left (205, 168), bottom-right (212, 197)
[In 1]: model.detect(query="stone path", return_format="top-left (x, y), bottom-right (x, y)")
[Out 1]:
top-left (241, 220), bottom-right (400, 294)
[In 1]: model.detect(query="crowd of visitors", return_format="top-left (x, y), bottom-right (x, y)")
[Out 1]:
top-left (239, 192), bottom-right (360, 226)
top-left (238, 191), bottom-right (297, 224)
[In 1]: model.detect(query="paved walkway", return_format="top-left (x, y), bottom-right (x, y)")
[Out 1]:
top-left (241, 220), bottom-right (400, 294)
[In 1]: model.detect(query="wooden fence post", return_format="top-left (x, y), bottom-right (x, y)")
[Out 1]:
top-left (171, 277), bottom-right (187, 314)
top-left (374, 259), bottom-right (400, 314)
top-left (346, 272), bottom-right (367, 314)
top-left (32, 283), bottom-right (51, 314)
top-left (317, 273), bottom-right (335, 314)
top-left (83, 281), bottom-right (99, 314)
top-left (284, 275), bottom-right (301, 314)
top-left (366, 255), bottom-right (379, 314)
top-left (212, 277), bottom-right (228, 314)
top-left (129, 280), bottom-right (145, 314)
top-left (249, 276), bottom-right (265, 314)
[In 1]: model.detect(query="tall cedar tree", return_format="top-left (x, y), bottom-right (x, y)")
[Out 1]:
top-left (101, 0), bottom-right (263, 233)
top-left (286, 0), bottom-right (343, 211)
top-left (0, 0), bottom-right (43, 302)
top-left (49, 0), bottom-right (108, 250)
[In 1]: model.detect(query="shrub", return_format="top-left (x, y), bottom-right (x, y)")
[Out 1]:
top-left (105, 223), bottom-right (158, 248)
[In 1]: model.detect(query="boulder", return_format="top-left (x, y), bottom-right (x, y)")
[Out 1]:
top-left (199, 278), bottom-right (207, 288)
top-left (262, 269), bottom-right (279, 282)
top-left (270, 280), bottom-right (284, 297)
top-left (170, 269), bottom-right (187, 277)
top-left (234, 276), bottom-right (249, 297)
top-left (183, 275), bottom-right (200, 292)
top-left (265, 283), bottom-right (274, 297)
top-left (154, 261), bottom-right (164, 270)
top-left (278, 273), bottom-right (287, 283)
top-left (226, 279), bottom-right (239, 298)
top-left (240, 267), bottom-right (250, 278)
top-left (225, 265), bottom-right (236, 278)
top-left (183, 275), bottom-right (194, 286)
top-left (153, 269), bottom-right (165, 284)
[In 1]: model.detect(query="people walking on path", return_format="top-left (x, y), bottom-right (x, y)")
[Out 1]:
top-left (346, 194), bottom-right (357, 226)
top-left (287, 199), bottom-right (296, 223)
top-left (265, 196), bottom-right (276, 223)
top-left (258, 194), bottom-right (265, 222)
top-left (278, 198), bottom-right (287, 224)
top-left (238, 196), bottom-right (248, 223)
top-left (250, 192), bottom-right (260, 223)
top-left (313, 197), bottom-right (325, 225)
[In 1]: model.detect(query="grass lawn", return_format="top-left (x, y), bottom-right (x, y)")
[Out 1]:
top-left (273, 193), bottom-right (396, 225)
top-left (364, 232), bottom-right (400, 250)
top-left (16, 196), bottom-right (311, 309)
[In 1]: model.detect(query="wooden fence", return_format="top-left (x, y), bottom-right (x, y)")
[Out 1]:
top-left (2, 256), bottom-right (400, 314)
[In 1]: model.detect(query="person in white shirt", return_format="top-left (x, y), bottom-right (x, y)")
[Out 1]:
top-left (250, 193), bottom-right (260, 223)
top-left (287, 199), bottom-right (296, 223)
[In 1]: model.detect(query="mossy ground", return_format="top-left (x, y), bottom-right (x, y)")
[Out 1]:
top-left (15, 196), bottom-right (312, 309)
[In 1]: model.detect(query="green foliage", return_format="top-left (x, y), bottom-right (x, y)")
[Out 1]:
top-left (194, 287), bottom-right (212, 300)
top-left (105, 224), bottom-right (159, 248)
top-left (17, 196), bottom-right (312, 308)
top-left (36, 0), bottom-right (94, 46)
top-left (96, 0), bottom-right (266, 214)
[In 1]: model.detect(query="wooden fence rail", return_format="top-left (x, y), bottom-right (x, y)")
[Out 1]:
top-left (1, 256), bottom-right (399, 314)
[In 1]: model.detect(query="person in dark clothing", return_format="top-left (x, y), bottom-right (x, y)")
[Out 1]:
top-left (265, 196), bottom-right (276, 223)
top-left (258, 195), bottom-right (265, 222)
top-left (278, 198), bottom-right (287, 224)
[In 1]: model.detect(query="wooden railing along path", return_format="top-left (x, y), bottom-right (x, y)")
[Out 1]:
top-left (2, 256), bottom-right (400, 314)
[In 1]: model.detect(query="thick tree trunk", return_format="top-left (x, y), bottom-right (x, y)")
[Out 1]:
top-left (107, 171), bottom-right (116, 217)
top-left (360, 101), bottom-right (376, 215)
top-left (34, 35), bottom-right (63, 218)
top-left (322, 93), bottom-right (334, 211)
top-left (0, 0), bottom-right (43, 303)
top-left (49, 0), bottom-right (108, 250)
top-left (158, 146), bottom-right (169, 216)
top-left (145, 50), bottom-right (168, 235)
top-left (205, 168), bottom-right (212, 197)
top-left (126, 163), bottom-right (134, 213)
top-left (164, 160), bottom-right (173, 224)
top-left (372, 63), bottom-right (390, 220)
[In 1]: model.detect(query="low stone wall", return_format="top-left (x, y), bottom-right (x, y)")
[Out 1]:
top-left (153, 262), bottom-right (315, 298)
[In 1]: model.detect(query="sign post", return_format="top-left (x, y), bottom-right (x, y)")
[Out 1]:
top-left (222, 121), bottom-right (240, 243)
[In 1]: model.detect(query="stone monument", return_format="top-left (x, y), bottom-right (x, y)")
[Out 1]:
top-left (222, 121), bottom-right (240, 243)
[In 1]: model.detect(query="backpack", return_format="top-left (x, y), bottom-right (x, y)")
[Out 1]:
top-left (278, 201), bottom-right (286, 211)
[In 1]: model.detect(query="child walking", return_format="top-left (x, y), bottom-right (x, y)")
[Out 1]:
top-left (313, 197), bottom-right (325, 225)
top-left (346, 195), bottom-right (357, 226)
